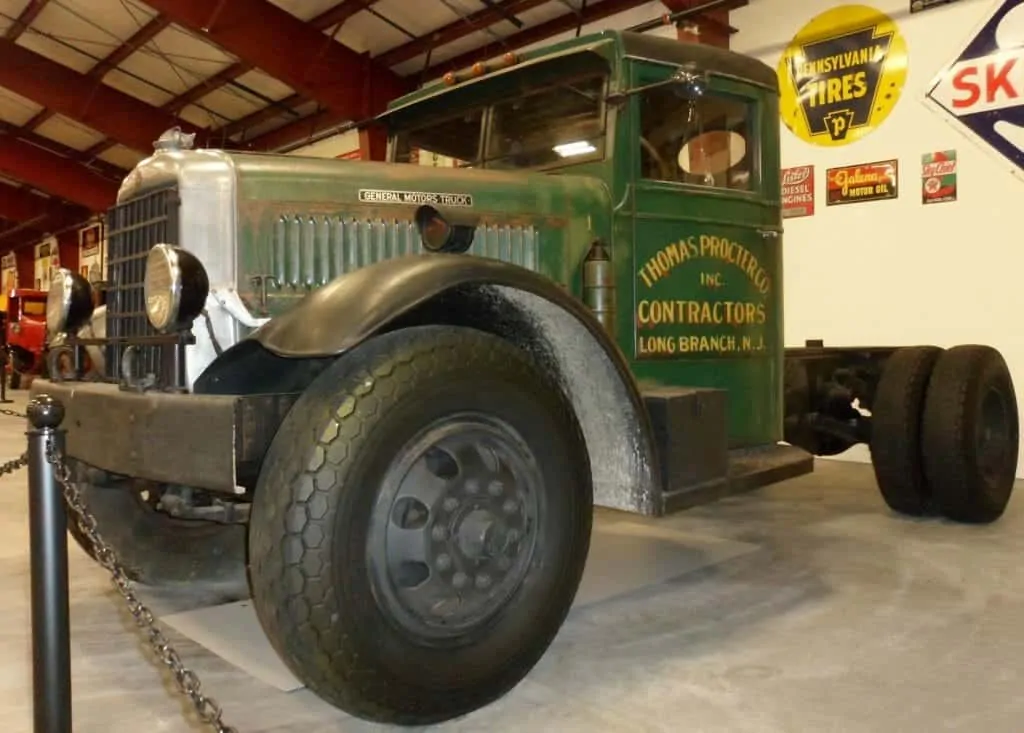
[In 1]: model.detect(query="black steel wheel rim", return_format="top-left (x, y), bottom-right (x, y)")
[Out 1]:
top-left (976, 386), bottom-right (1011, 482)
top-left (367, 413), bottom-right (543, 641)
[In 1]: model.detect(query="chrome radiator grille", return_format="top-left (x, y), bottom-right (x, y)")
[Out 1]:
top-left (103, 186), bottom-right (180, 381)
top-left (269, 216), bottom-right (540, 288)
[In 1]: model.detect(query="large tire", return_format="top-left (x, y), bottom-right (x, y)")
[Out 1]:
top-left (921, 345), bottom-right (1019, 524)
top-left (64, 462), bottom-right (249, 598)
top-left (869, 346), bottom-right (943, 516)
top-left (248, 325), bottom-right (593, 725)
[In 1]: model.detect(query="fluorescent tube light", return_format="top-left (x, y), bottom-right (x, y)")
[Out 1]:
top-left (552, 141), bottom-right (596, 158)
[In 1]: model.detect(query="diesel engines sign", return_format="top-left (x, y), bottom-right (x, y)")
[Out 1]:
top-left (778, 5), bottom-right (909, 146)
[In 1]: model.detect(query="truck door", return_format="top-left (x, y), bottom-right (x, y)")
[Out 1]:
top-left (629, 65), bottom-right (783, 448)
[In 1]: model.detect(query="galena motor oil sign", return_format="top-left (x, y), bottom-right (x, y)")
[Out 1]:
top-left (926, 0), bottom-right (1024, 177)
top-left (778, 5), bottom-right (909, 146)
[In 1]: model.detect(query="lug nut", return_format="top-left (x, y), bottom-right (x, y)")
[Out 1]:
top-left (436, 553), bottom-right (452, 571)
top-left (452, 571), bottom-right (468, 589)
top-left (475, 573), bottom-right (492, 590)
top-left (443, 497), bottom-right (459, 512)
top-left (432, 525), bottom-right (447, 541)
top-left (465, 479), bottom-right (480, 494)
top-left (487, 480), bottom-right (504, 496)
top-left (502, 499), bottom-right (518, 515)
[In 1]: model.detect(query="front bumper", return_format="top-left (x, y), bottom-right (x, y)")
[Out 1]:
top-left (28, 379), bottom-right (297, 494)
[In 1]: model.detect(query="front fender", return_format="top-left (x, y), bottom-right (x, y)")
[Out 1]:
top-left (248, 254), bottom-right (598, 358)
top-left (197, 254), bottom-right (662, 515)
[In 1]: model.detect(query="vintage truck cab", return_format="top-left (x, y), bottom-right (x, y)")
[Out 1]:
top-left (5, 288), bottom-right (47, 388)
top-left (32, 29), bottom-right (1018, 727)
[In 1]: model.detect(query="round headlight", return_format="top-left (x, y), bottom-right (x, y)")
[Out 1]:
top-left (144, 244), bottom-right (209, 332)
top-left (46, 268), bottom-right (94, 337)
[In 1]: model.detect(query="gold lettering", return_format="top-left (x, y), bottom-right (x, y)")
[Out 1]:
top-left (638, 336), bottom-right (677, 355)
top-left (638, 235), bottom-right (770, 294)
top-left (797, 47), bottom-right (885, 78)
top-left (636, 299), bottom-right (769, 327)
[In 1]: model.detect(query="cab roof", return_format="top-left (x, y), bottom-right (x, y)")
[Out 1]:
top-left (386, 29), bottom-right (778, 112)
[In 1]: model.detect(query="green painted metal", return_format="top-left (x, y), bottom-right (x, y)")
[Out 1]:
top-left (224, 29), bottom-right (783, 449)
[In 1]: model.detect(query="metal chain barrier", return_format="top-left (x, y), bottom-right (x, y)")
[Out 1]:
top-left (0, 401), bottom-right (236, 733)
top-left (0, 407), bottom-right (28, 479)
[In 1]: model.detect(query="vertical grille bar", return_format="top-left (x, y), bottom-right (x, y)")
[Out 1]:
top-left (103, 186), bottom-right (180, 382)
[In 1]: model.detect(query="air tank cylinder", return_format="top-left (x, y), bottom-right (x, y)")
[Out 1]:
top-left (582, 240), bottom-right (615, 337)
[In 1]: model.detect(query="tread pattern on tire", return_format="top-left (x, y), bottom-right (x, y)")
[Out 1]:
top-left (922, 344), bottom-right (1019, 524)
top-left (248, 325), bottom-right (592, 725)
top-left (869, 346), bottom-right (943, 516)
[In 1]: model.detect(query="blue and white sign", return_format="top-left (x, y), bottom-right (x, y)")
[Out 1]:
top-left (925, 0), bottom-right (1024, 179)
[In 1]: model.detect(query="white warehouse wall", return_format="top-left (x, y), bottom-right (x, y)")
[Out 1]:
top-left (731, 0), bottom-right (1024, 475)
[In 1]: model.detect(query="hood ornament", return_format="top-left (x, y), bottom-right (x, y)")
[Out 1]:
top-left (153, 127), bottom-right (196, 152)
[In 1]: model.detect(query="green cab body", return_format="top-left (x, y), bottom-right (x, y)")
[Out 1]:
top-left (210, 31), bottom-right (786, 449)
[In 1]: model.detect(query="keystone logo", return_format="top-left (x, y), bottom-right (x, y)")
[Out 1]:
top-left (926, 0), bottom-right (1024, 175)
top-left (790, 27), bottom-right (894, 141)
top-left (778, 6), bottom-right (909, 147)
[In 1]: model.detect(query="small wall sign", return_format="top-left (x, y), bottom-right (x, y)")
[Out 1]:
top-left (781, 165), bottom-right (815, 218)
top-left (825, 159), bottom-right (899, 205)
top-left (921, 150), bottom-right (958, 204)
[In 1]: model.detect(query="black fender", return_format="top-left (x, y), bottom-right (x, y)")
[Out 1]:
top-left (196, 254), bottom-right (661, 514)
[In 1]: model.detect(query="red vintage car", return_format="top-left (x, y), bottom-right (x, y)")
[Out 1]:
top-left (4, 288), bottom-right (48, 389)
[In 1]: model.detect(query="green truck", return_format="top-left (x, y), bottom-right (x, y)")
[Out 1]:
top-left (36, 29), bottom-right (1018, 726)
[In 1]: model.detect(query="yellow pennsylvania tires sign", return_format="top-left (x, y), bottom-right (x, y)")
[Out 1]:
top-left (778, 5), bottom-right (909, 146)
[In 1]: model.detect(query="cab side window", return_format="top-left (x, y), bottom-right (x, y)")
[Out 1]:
top-left (638, 86), bottom-right (754, 191)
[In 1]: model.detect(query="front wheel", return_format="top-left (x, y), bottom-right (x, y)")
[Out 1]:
top-left (248, 325), bottom-right (593, 725)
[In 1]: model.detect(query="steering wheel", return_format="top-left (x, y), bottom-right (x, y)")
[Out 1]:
top-left (639, 136), bottom-right (673, 181)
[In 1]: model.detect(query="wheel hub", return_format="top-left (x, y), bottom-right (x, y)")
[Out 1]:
top-left (368, 415), bottom-right (542, 640)
top-left (977, 387), bottom-right (1012, 480)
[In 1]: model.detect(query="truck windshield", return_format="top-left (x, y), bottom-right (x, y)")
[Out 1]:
top-left (21, 300), bottom-right (46, 316)
top-left (390, 72), bottom-right (607, 171)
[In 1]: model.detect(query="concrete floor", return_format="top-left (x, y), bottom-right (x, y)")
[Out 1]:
top-left (1, 390), bottom-right (1022, 732)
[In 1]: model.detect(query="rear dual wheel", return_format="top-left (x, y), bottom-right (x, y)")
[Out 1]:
top-left (247, 325), bottom-right (593, 725)
top-left (870, 345), bottom-right (1018, 523)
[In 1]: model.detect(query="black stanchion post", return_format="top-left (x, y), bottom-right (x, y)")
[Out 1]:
top-left (26, 394), bottom-right (72, 733)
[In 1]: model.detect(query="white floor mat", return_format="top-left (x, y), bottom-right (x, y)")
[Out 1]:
top-left (159, 516), bottom-right (759, 692)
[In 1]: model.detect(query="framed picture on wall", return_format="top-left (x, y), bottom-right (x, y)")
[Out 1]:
top-left (79, 221), bottom-right (103, 257)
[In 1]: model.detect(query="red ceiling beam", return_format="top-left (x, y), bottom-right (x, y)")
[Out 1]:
top-left (219, 91), bottom-right (305, 140)
top-left (0, 184), bottom-right (77, 224)
top-left (160, 1), bottom-right (382, 120)
top-left (142, 0), bottom-right (410, 121)
top-left (0, 39), bottom-right (201, 153)
top-left (165, 62), bottom-right (254, 115)
top-left (242, 108), bottom-right (349, 151)
top-left (0, 120), bottom-right (125, 183)
top-left (0, 136), bottom-right (119, 211)
top-left (430, 0), bottom-right (656, 77)
top-left (311, 0), bottom-right (380, 29)
top-left (0, 184), bottom-right (89, 232)
top-left (4, 0), bottom-right (50, 41)
top-left (92, 15), bottom-right (173, 79)
top-left (26, 15), bottom-right (173, 133)
top-left (378, 0), bottom-right (549, 68)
